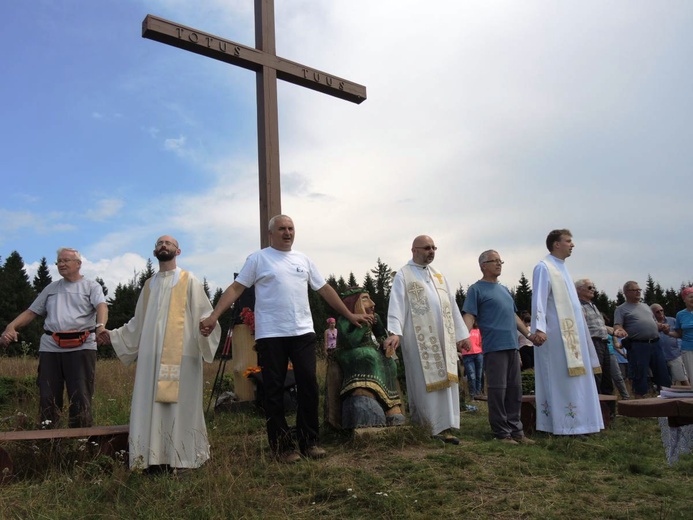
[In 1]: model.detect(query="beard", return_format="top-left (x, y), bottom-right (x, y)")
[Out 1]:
top-left (155, 249), bottom-right (176, 261)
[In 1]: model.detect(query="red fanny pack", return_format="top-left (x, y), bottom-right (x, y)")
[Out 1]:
top-left (48, 330), bottom-right (92, 349)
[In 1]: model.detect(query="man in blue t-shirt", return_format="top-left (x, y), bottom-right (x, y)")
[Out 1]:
top-left (462, 250), bottom-right (542, 445)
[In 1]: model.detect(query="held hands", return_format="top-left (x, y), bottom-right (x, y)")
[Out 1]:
top-left (456, 338), bottom-right (471, 354)
top-left (383, 334), bottom-right (399, 358)
top-left (532, 331), bottom-right (547, 346)
top-left (96, 329), bottom-right (112, 346)
top-left (0, 328), bottom-right (18, 347)
top-left (97, 330), bottom-right (111, 346)
top-left (199, 316), bottom-right (217, 337)
top-left (613, 328), bottom-right (628, 339)
top-left (349, 313), bottom-right (374, 328)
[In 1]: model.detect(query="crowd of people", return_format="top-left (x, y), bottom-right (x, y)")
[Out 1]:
top-left (1, 221), bottom-right (691, 470)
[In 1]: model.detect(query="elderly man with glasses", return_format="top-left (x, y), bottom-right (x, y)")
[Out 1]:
top-left (613, 282), bottom-right (672, 398)
top-left (1, 248), bottom-right (107, 428)
top-left (575, 279), bottom-right (614, 401)
top-left (462, 250), bottom-right (539, 445)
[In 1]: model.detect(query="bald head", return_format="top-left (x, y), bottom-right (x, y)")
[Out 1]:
top-left (411, 235), bottom-right (437, 266)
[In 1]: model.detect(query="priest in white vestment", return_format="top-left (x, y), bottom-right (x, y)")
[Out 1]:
top-left (387, 235), bottom-right (470, 439)
top-left (531, 229), bottom-right (603, 436)
top-left (100, 236), bottom-right (220, 470)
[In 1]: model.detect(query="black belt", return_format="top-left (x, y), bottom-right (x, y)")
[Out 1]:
top-left (632, 337), bottom-right (659, 344)
top-left (591, 337), bottom-right (607, 342)
top-left (44, 329), bottom-right (96, 335)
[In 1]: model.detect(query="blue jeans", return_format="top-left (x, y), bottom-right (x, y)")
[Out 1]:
top-left (626, 339), bottom-right (671, 396)
top-left (462, 353), bottom-right (484, 397)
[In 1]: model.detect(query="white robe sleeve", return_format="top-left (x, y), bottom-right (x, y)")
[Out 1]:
top-left (187, 276), bottom-right (220, 363)
top-left (449, 281), bottom-right (469, 341)
top-left (387, 272), bottom-right (407, 336)
top-left (531, 262), bottom-right (549, 334)
top-left (110, 290), bottom-right (148, 366)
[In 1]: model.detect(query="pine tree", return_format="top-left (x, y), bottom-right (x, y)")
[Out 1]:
top-left (138, 259), bottom-right (156, 288)
top-left (336, 276), bottom-right (348, 296)
top-left (0, 251), bottom-right (41, 355)
top-left (363, 272), bottom-right (377, 315)
top-left (514, 273), bottom-right (532, 314)
top-left (455, 285), bottom-right (466, 313)
top-left (212, 287), bottom-right (223, 307)
top-left (643, 275), bottom-right (665, 306)
top-left (347, 272), bottom-right (358, 288)
top-left (107, 276), bottom-right (141, 330)
top-left (203, 278), bottom-right (211, 301)
top-left (370, 258), bottom-right (393, 319)
top-left (95, 277), bottom-right (108, 297)
top-left (32, 257), bottom-right (52, 293)
top-left (615, 290), bottom-right (625, 306)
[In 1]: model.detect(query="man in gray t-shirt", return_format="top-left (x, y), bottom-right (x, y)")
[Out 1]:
top-left (613, 281), bottom-right (671, 397)
top-left (1, 248), bottom-right (107, 427)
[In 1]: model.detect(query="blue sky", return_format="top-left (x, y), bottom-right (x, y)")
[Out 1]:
top-left (2, 0), bottom-right (692, 302)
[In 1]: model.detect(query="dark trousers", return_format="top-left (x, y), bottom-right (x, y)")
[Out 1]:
top-left (592, 338), bottom-right (614, 396)
top-left (38, 350), bottom-right (96, 428)
top-left (627, 339), bottom-right (671, 396)
top-left (484, 349), bottom-right (523, 439)
top-left (256, 333), bottom-right (319, 453)
top-left (519, 345), bottom-right (534, 371)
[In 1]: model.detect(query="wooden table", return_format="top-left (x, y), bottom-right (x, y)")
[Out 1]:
top-left (617, 397), bottom-right (693, 427)
top-left (617, 397), bottom-right (693, 465)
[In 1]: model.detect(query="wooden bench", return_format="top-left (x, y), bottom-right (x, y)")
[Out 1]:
top-left (617, 397), bottom-right (693, 427)
top-left (0, 425), bottom-right (129, 484)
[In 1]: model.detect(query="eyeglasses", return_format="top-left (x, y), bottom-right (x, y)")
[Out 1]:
top-left (155, 240), bottom-right (179, 248)
top-left (626, 288), bottom-right (642, 292)
top-left (654, 309), bottom-right (664, 314)
top-left (55, 259), bottom-right (78, 265)
top-left (482, 260), bottom-right (504, 265)
top-left (586, 286), bottom-right (596, 291)
top-left (414, 246), bottom-right (437, 251)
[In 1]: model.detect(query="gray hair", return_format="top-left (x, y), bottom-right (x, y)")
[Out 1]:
top-left (650, 303), bottom-right (663, 312)
top-left (268, 214), bottom-right (292, 231)
top-left (623, 280), bottom-right (639, 293)
top-left (56, 247), bottom-right (81, 262)
top-left (575, 278), bottom-right (590, 289)
top-left (478, 249), bottom-right (498, 266)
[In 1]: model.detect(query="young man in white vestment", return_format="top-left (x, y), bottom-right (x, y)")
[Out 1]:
top-left (99, 236), bottom-right (221, 472)
top-left (387, 235), bottom-right (470, 443)
top-left (531, 229), bottom-right (603, 436)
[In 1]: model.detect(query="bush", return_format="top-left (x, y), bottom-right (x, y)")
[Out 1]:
top-left (521, 369), bottom-right (535, 395)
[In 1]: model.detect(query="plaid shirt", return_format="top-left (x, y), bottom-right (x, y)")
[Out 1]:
top-left (581, 300), bottom-right (608, 340)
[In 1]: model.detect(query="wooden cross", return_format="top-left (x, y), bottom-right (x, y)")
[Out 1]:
top-left (142, 0), bottom-right (367, 247)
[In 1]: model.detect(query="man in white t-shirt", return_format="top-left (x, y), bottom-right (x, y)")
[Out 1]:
top-left (200, 215), bottom-right (373, 463)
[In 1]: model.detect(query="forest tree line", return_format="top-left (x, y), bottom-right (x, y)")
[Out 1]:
top-left (0, 250), bottom-right (690, 357)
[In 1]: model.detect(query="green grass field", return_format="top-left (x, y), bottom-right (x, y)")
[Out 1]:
top-left (0, 357), bottom-right (691, 519)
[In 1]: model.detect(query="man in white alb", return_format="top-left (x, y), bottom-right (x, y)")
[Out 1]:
top-left (99, 235), bottom-right (220, 472)
top-left (531, 229), bottom-right (603, 436)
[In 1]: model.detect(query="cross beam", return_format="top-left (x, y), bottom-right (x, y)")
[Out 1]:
top-left (142, 2), bottom-right (367, 246)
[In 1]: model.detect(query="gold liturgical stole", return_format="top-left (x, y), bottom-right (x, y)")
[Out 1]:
top-left (143, 270), bottom-right (190, 403)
